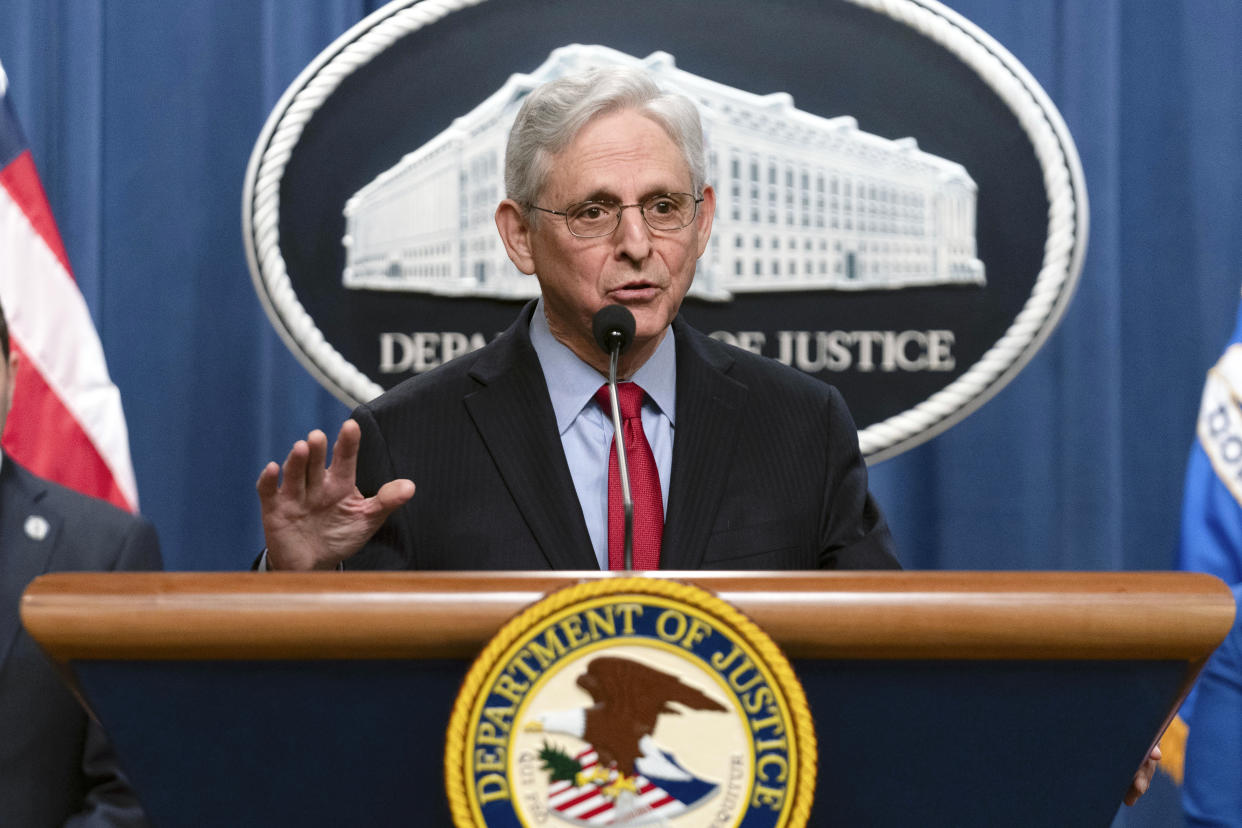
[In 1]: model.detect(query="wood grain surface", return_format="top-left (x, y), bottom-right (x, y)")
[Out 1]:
top-left (21, 570), bottom-right (1235, 661)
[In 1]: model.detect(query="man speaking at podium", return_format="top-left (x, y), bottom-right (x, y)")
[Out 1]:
top-left (258, 64), bottom-right (898, 574)
top-left (253, 68), bottom-right (1167, 806)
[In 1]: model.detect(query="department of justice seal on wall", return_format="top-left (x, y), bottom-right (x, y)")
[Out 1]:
top-left (245, 0), bottom-right (1086, 462)
top-left (445, 578), bottom-right (815, 827)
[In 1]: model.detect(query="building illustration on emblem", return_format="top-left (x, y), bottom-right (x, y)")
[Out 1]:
top-left (341, 44), bottom-right (985, 300)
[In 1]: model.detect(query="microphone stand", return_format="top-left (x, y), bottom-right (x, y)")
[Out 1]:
top-left (604, 340), bottom-right (634, 572)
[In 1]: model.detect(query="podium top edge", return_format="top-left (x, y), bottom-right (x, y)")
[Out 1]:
top-left (20, 571), bottom-right (1236, 663)
top-left (20, 569), bottom-right (1236, 594)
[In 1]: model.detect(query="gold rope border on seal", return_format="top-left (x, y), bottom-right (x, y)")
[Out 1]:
top-left (444, 576), bottom-right (818, 827)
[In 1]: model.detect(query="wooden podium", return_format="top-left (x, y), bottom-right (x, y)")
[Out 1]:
top-left (21, 571), bottom-right (1234, 827)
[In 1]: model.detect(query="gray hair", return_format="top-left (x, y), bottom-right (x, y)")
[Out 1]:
top-left (504, 64), bottom-right (706, 211)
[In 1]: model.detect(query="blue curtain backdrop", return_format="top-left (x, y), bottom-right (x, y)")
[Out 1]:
top-left (3, 0), bottom-right (1239, 823)
top-left (2, 0), bottom-right (1237, 574)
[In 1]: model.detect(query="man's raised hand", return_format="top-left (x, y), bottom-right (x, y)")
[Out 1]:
top-left (256, 419), bottom-right (414, 570)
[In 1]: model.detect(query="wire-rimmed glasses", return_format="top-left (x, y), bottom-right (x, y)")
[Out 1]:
top-left (527, 192), bottom-right (704, 238)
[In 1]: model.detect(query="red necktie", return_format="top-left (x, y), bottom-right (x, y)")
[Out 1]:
top-left (594, 382), bottom-right (663, 570)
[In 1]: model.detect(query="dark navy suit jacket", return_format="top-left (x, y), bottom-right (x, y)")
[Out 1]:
top-left (0, 455), bottom-right (161, 827)
top-left (347, 304), bottom-right (897, 571)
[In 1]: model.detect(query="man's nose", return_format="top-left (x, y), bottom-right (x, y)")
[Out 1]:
top-left (613, 205), bottom-right (652, 261)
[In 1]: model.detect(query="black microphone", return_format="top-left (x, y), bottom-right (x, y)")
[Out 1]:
top-left (592, 305), bottom-right (636, 571)
top-left (592, 304), bottom-right (635, 355)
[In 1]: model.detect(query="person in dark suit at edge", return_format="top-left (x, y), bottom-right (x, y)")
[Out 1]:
top-left (256, 64), bottom-right (1161, 805)
top-left (0, 295), bottom-right (162, 826)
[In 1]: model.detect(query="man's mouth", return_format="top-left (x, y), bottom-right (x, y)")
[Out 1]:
top-left (607, 281), bottom-right (660, 301)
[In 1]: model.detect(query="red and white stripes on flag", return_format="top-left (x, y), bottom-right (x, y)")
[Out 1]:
top-left (0, 60), bottom-right (139, 512)
top-left (546, 747), bottom-right (687, 825)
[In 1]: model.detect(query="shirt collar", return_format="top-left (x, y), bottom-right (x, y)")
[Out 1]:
top-left (529, 298), bottom-right (677, 435)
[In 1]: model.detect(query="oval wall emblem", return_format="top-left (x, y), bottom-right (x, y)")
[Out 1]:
top-left (243, 0), bottom-right (1085, 462)
top-left (444, 577), bottom-right (816, 827)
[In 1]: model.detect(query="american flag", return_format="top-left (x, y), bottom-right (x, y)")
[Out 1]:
top-left (0, 59), bottom-right (138, 511)
top-left (546, 746), bottom-right (715, 826)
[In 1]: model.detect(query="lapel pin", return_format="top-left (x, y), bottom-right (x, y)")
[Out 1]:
top-left (24, 515), bottom-right (50, 541)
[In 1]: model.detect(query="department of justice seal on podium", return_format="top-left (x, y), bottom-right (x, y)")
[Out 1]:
top-left (446, 578), bottom-right (816, 827)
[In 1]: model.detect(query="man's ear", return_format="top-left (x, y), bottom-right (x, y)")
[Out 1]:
top-left (0, 351), bottom-right (18, 426)
top-left (693, 184), bottom-right (716, 259)
top-left (495, 199), bottom-right (537, 275)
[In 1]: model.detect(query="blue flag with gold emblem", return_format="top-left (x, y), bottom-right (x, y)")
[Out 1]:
top-left (1178, 295), bottom-right (1242, 585)
top-left (1163, 294), bottom-right (1242, 783)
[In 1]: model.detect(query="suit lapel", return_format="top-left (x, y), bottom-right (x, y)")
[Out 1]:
top-left (463, 309), bottom-right (598, 570)
top-left (662, 321), bottom-right (748, 569)
top-left (0, 460), bottom-right (61, 669)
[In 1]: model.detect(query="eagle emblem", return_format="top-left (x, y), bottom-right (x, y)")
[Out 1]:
top-left (446, 578), bottom-right (816, 827)
top-left (527, 655), bottom-right (728, 825)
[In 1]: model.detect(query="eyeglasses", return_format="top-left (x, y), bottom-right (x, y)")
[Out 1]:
top-left (527, 192), bottom-right (704, 238)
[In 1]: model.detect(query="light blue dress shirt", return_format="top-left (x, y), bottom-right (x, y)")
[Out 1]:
top-left (528, 300), bottom-right (675, 570)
